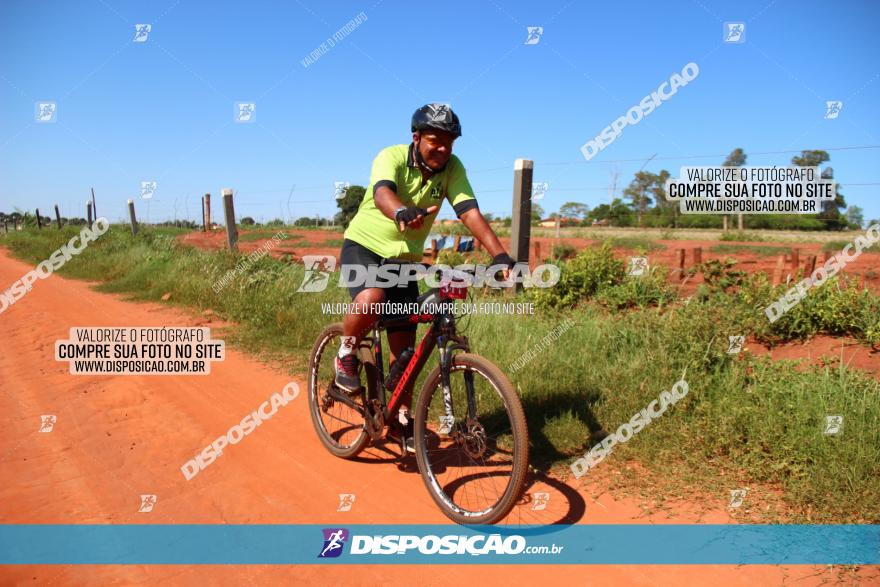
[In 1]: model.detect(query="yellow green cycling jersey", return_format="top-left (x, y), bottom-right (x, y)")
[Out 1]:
top-left (344, 143), bottom-right (479, 261)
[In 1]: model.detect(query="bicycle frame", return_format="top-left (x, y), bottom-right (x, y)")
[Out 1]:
top-left (365, 308), bottom-right (472, 437)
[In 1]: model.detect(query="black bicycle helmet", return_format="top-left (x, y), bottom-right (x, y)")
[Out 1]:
top-left (411, 103), bottom-right (462, 138)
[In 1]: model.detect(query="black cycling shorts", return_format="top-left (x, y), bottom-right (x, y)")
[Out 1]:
top-left (338, 239), bottom-right (423, 333)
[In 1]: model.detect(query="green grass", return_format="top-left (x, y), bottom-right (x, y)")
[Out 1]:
top-left (709, 244), bottom-right (792, 256)
top-left (822, 239), bottom-right (880, 253)
top-left (2, 225), bottom-right (879, 522)
top-left (237, 230), bottom-right (302, 243)
top-left (594, 236), bottom-right (666, 252)
top-left (718, 230), bottom-right (770, 242)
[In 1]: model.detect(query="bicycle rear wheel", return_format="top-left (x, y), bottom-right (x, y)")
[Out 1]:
top-left (413, 353), bottom-right (529, 525)
top-left (307, 322), bottom-right (370, 458)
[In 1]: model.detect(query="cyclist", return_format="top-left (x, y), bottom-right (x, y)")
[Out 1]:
top-left (335, 103), bottom-right (516, 452)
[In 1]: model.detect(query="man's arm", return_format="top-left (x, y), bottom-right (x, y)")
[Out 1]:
top-left (459, 208), bottom-right (507, 258)
top-left (375, 186), bottom-right (437, 231)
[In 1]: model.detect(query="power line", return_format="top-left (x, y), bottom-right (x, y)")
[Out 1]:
top-left (467, 144), bottom-right (880, 173)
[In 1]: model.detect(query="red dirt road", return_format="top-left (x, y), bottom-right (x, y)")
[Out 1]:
top-left (0, 248), bottom-right (873, 585)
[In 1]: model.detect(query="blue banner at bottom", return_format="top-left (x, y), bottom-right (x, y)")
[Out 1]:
top-left (0, 524), bottom-right (877, 564)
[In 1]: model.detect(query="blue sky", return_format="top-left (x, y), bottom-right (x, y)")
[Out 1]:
top-left (2, 0), bottom-right (878, 225)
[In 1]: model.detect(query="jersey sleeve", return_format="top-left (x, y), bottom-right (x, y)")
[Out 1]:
top-left (370, 146), bottom-right (405, 195)
top-left (446, 156), bottom-right (479, 217)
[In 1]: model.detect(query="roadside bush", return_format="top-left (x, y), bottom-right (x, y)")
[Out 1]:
top-left (529, 243), bottom-right (624, 309)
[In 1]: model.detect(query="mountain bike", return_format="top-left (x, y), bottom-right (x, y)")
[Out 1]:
top-left (307, 273), bottom-right (529, 525)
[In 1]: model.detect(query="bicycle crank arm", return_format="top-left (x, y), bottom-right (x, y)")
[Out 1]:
top-left (326, 383), bottom-right (367, 416)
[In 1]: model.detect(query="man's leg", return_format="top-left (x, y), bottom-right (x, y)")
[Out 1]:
top-left (335, 287), bottom-right (384, 393)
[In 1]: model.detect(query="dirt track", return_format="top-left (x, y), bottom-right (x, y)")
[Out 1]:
top-left (0, 247), bottom-right (872, 585)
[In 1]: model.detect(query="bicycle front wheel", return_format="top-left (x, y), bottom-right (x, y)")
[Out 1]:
top-left (414, 353), bottom-right (529, 525)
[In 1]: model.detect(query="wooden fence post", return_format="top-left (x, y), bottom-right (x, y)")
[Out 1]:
top-left (772, 255), bottom-right (785, 285)
top-left (86, 201), bottom-right (93, 225)
top-left (510, 158), bottom-right (533, 292)
top-left (790, 248), bottom-right (799, 270)
top-left (204, 193), bottom-right (212, 231)
top-left (91, 187), bottom-right (97, 218)
top-left (54, 205), bottom-right (62, 229)
top-left (35, 208), bottom-right (42, 229)
top-left (676, 248), bottom-right (685, 281)
top-left (804, 255), bottom-right (817, 276)
top-left (222, 188), bottom-right (237, 251)
top-left (692, 247), bottom-right (702, 267)
top-left (128, 199), bottom-right (139, 236)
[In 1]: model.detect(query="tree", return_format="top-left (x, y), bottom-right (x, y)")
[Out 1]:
top-left (624, 171), bottom-right (670, 226)
top-left (845, 206), bottom-right (864, 229)
top-left (559, 202), bottom-right (590, 220)
top-left (722, 148), bottom-right (748, 230)
top-left (241, 216), bottom-right (256, 226)
top-left (587, 198), bottom-right (634, 226)
top-left (791, 151), bottom-right (846, 230)
top-left (334, 185), bottom-right (365, 228)
top-left (722, 147), bottom-right (747, 167)
top-left (530, 203), bottom-right (544, 225)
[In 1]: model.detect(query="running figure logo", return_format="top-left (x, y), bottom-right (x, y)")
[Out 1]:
top-left (235, 102), bottom-right (256, 123)
top-left (141, 181), bottom-right (157, 199)
top-left (138, 494), bottom-right (157, 513)
top-left (824, 101), bottom-right (843, 120)
top-left (39, 415), bottom-right (57, 432)
top-left (723, 22), bottom-right (745, 43)
top-left (531, 182), bottom-right (549, 201)
top-left (35, 102), bottom-right (57, 123)
top-left (531, 492), bottom-right (550, 511)
top-left (133, 24), bottom-right (151, 43)
top-left (524, 27), bottom-right (543, 45)
top-left (318, 528), bottom-right (350, 558)
top-left (336, 493), bottom-right (355, 512)
top-left (824, 415), bottom-right (843, 435)
top-left (298, 255), bottom-right (336, 292)
top-left (727, 335), bottom-right (745, 355)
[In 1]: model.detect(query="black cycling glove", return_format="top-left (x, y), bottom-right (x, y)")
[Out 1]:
top-left (395, 206), bottom-right (429, 225)
top-left (491, 252), bottom-right (517, 270)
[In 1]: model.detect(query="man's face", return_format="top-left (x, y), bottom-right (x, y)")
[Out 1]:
top-left (414, 129), bottom-right (455, 170)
